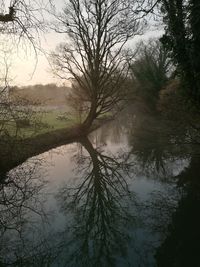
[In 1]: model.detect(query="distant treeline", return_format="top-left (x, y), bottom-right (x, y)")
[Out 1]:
top-left (10, 84), bottom-right (71, 106)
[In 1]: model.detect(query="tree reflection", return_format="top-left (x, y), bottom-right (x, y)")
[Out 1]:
top-left (57, 137), bottom-right (136, 267)
top-left (155, 155), bottom-right (200, 267)
top-left (0, 158), bottom-right (57, 266)
top-left (135, 152), bottom-right (200, 267)
top-left (120, 112), bottom-right (200, 266)
top-left (127, 114), bottom-right (192, 179)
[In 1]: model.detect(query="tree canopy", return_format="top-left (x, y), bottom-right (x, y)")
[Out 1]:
top-left (51, 0), bottom-right (144, 128)
top-left (159, 0), bottom-right (200, 103)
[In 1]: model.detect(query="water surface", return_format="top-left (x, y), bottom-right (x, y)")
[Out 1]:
top-left (0, 117), bottom-right (199, 267)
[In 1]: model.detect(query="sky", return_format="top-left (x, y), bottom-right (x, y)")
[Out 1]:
top-left (1, 0), bottom-right (164, 87)
top-left (1, 0), bottom-right (66, 87)
top-left (8, 32), bottom-right (65, 86)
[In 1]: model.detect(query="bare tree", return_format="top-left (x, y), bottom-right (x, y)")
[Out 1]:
top-left (0, 0), bottom-right (51, 40)
top-left (0, 0), bottom-right (53, 144)
top-left (0, 0), bottom-right (52, 97)
top-left (51, 0), bottom-right (143, 129)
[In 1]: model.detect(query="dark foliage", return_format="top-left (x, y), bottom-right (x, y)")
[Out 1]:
top-left (160, 0), bottom-right (200, 104)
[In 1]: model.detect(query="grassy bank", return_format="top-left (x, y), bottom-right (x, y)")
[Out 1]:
top-left (1, 108), bottom-right (112, 139)
top-left (0, 115), bottom-right (113, 174)
top-left (1, 109), bottom-right (82, 139)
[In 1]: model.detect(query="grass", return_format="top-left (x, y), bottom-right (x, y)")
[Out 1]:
top-left (40, 110), bottom-right (79, 131)
top-left (1, 106), bottom-right (112, 140)
top-left (0, 109), bottom-right (81, 139)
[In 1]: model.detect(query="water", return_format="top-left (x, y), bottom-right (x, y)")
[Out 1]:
top-left (0, 116), bottom-right (199, 267)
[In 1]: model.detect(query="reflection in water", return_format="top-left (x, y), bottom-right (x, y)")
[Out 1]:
top-left (127, 119), bottom-right (191, 180)
top-left (0, 137), bottom-right (138, 267)
top-left (94, 115), bottom-right (200, 267)
top-left (0, 113), bottom-right (199, 266)
top-left (0, 158), bottom-right (58, 266)
top-left (155, 156), bottom-right (200, 267)
top-left (57, 137), bottom-right (136, 267)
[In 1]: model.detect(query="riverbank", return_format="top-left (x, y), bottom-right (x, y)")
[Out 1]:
top-left (0, 117), bottom-right (113, 174)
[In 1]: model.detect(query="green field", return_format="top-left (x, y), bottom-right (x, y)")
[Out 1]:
top-left (0, 109), bottom-right (81, 139)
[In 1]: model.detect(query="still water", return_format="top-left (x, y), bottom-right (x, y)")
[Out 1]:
top-left (0, 118), bottom-right (199, 267)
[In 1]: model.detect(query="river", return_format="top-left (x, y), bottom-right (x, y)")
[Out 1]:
top-left (0, 114), bottom-right (199, 267)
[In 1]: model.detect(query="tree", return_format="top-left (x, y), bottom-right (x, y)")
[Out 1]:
top-left (159, 0), bottom-right (200, 103)
top-left (0, 0), bottom-right (52, 97)
top-left (130, 39), bottom-right (172, 109)
top-left (0, 0), bottom-right (49, 38)
top-left (52, 0), bottom-right (143, 129)
top-left (0, 0), bottom-right (52, 143)
top-left (135, 0), bottom-right (200, 104)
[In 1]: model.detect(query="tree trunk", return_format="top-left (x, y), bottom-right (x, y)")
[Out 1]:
top-left (190, 0), bottom-right (200, 102)
top-left (82, 99), bottom-right (97, 129)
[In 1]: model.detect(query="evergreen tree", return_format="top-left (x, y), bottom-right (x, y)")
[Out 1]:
top-left (159, 0), bottom-right (200, 103)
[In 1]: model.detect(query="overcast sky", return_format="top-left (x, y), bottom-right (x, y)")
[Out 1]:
top-left (2, 0), bottom-right (163, 87)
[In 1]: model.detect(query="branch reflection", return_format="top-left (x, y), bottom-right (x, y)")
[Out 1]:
top-left (155, 155), bottom-right (200, 267)
top-left (127, 118), bottom-right (191, 180)
top-left (58, 137), bottom-right (137, 267)
top-left (0, 158), bottom-right (56, 266)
